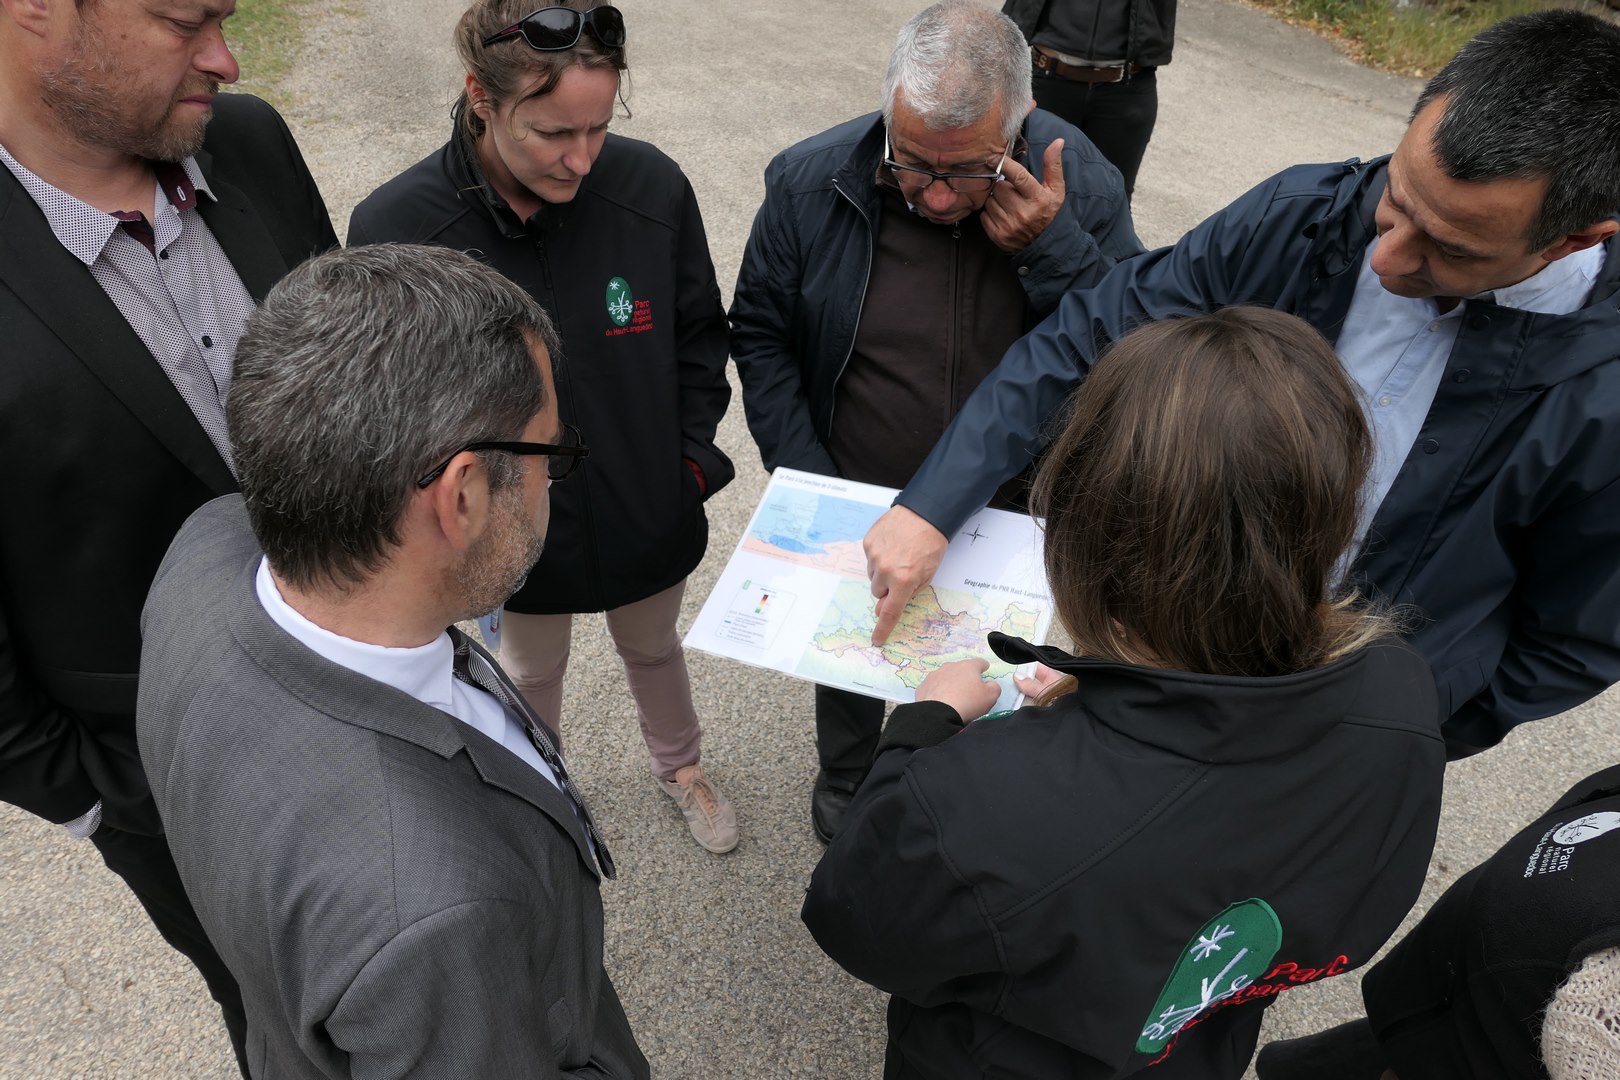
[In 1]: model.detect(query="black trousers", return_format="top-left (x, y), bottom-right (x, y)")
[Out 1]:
top-left (1032, 68), bottom-right (1160, 197)
top-left (91, 824), bottom-right (249, 1077)
top-left (814, 684), bottom-right (887, 781)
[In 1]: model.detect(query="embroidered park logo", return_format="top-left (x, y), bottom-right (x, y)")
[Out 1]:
top-left (1521, 810), bottom-right (1620, 878)
top-left (606, 276), bottom-right (634, 326)
top-left (1552, 812), bottom-right (1620, 846)
top-left (603, 275), bottom-right (655, 338)
top-left (1138, 899), bottom-right (1282, 1056)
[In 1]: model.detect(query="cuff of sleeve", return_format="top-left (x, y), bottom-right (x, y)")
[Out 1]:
top-left (62, 800), bottom-right (103, 840)
top-left (1013, 208), bottom-right (1089, 282)
top-left (878, 700), bottom-right (965, 753)
top-left (683, 440), bottom-right (736, 498)
top-left (891, 489), bottom-right (963, 543)
top-left (683, 457), bottom-right (708, 497)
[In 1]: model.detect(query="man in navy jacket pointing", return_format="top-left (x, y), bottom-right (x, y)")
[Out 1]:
top-left (863, 11), bottom-right (1620, 759)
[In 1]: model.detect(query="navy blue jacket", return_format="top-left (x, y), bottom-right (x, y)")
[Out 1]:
top-left (897, 157), bottom-right (1620, 755)
top-left (729, 110), bottom-right (1142, 476)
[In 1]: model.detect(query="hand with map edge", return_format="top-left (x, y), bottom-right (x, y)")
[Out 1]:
top-left (916, 659), bottom-right (1001, 722)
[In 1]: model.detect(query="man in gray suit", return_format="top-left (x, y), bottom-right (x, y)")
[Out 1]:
top-left (137, 244), bottom-right (648, 1078)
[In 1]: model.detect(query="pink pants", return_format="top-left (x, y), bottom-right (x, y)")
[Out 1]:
top-left (498, 580), bottom-right (700, 781)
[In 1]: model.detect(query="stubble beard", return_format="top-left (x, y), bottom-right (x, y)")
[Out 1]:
top-left (456, 485), bottom-right (547, 619)
top-left (41, 25), bottom-right (216, 162)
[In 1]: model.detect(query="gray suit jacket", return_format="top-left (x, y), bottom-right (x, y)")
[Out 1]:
top-left (137, 495), bottom-right (648, 1079)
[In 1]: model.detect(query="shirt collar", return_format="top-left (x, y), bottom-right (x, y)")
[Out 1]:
top-left (253, 557), bottom-right (460, 711)
top-left (1484, 241), bottom-right (1605, 315)
top-left (0, 141), bottom-right (213, 266)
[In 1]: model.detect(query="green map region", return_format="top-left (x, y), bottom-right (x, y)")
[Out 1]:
top-left (795, 580), bottom-right (1042, 709)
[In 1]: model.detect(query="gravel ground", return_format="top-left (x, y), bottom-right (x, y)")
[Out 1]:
top-left (3, 0), bottom-right (1615, 1077)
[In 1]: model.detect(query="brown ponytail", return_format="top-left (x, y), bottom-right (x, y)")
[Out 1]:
top-left (1030, 306), bottom-right (1392, 677)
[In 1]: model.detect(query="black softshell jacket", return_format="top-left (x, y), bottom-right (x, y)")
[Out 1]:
top-left (804, 634), bottom-right (1446, 1079)
top-left (348, 130), bottom-right (732, 614)
top-left (1364, 763), bottom-right (1620, 1080)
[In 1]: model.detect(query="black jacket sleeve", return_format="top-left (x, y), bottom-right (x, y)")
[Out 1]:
top-left (802, 703), bottom-right (1006, 1010)
top-left (1443, 472), bottom-right (1620, 756)
top-left (0, 598), bottom-right (101, 823)
top-left (671, 175), bottom-right (734, 498)
top-left (1010, 121), bottom-right (1144, 316)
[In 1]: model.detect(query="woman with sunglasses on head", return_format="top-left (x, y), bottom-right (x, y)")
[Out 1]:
top-left (350, 0), bottom-right (740, 854)
top-left (802, 308), bottom-right (1448, 1079)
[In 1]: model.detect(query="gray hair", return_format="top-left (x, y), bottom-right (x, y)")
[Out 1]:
top-left (1413, 10), bottom-right (1620, 251)
top-left (227, 244), bottom-right (559, 591)
top-left (881, 0), bottom-right (1031, 145)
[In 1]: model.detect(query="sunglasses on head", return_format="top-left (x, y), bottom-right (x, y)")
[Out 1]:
top-left (481, 5), bottom-right (626, 51)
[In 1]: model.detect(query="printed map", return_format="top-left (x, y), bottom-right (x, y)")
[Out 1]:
top-left (798, 580), bottom-right (1042, 712)
top-left (685, 469), bottom-right (1053, 712)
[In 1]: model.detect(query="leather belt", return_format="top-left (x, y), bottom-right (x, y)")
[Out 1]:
top-left (1032, 46), bottom-right (1143, 83)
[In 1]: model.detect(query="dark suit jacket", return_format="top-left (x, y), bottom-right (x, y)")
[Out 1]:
top-left (0, 93), bottom-right (337, 832)
top-left (139, 496), bottom-right (649, 1079)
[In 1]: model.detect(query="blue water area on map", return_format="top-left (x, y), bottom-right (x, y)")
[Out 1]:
top-left (751, 488), bottom-right (887, 556)
top-left (766, 535), bottom-right (821, 554)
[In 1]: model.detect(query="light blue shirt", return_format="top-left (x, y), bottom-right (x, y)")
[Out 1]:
top-left (1335, 239), bottom-right (1605, 566)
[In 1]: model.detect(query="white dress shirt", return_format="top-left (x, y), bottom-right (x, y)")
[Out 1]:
top-left (1335, 238), bottom-right (1605, 564)
top-left (254, 558), bottom-right (562, 792)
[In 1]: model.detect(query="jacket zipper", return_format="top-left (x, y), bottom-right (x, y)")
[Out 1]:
top-left (535, 231), bottom-right (602, 608)
top-left (825, 177), bottom-right (875, 439)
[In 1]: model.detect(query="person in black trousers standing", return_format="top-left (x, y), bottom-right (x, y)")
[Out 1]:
top-left (1003, 0), bottom-right (1176, 196)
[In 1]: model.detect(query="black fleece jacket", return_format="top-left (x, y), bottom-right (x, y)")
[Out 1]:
top-left (804, 633), bottom-right (1445, 1079)
top-left (349, 129), bottom-right (732, 614)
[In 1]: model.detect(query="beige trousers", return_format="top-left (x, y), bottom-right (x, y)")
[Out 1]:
top-left (498, 580), bottom-right (700, 780)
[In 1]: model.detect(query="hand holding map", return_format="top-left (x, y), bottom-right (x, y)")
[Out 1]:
top-left (915, 659), bottom-right (1002, 721)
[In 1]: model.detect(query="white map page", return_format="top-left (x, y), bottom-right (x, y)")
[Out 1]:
top-left (684, 468), bottom-right (1053, 713)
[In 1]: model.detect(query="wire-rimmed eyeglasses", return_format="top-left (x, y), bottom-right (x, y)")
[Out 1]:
top-left (882, 131), bottom-right (1008, 194)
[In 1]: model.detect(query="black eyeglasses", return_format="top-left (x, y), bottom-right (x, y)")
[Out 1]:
top-left (882, 131), bottom-right (1008, 194)
top-left (481, 5), bottom-right (626, 50)
top-left (415, 423), bottom-right (590, 488)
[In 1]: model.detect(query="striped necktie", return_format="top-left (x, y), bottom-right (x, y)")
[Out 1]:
top-left (450, 630), bottom-right (616, 879)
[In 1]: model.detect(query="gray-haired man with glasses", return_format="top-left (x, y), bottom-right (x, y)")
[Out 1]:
top-left (137, 244), bottom-right (647, 1078)
top-left (729, 0), bottom-right (1142, 844)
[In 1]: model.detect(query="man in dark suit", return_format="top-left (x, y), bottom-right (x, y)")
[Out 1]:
top-left (0, 0), bottom-right (336, 1062)
top-left (139, 245), bottom-right (647, 1077)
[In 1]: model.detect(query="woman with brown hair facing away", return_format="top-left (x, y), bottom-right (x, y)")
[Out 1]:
top-left (802, 307), bottom-right (1446, 1079)
top-left (350, 1), bottom-right (738, 852)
